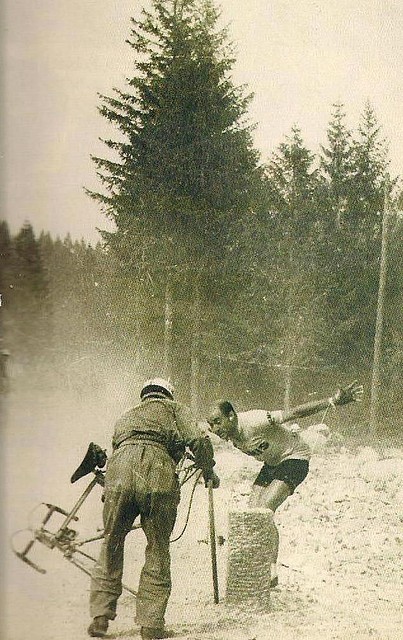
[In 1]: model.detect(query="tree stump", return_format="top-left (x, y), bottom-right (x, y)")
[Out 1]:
top-left (226, 508), bottom-right (274, 610)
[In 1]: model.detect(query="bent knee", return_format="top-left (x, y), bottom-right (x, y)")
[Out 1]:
top-left (257, 480), bottom-right (291, 512)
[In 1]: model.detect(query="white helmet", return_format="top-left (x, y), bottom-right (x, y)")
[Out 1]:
top-left (140, 377), bottom-right (174, 400)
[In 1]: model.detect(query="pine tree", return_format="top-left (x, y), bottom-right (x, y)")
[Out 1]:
top-left (319, 104), bottom-right (394, 370)
top-left (0, 221), bottom-right (13, 339)
top-left (320, 102), bottom-right (353, 230)
top-left (265, 125), bottom-right (320, 235)
top-left (0, 221), bottom-right (12, 291)
top-left (232, 128), bottom-right (328, 406)
top-left (89, 0), bottom-right (261, 265)
top-left (8, 223), bottom-right (49, 363)
top-left (87, 0), bottom-right (262, 395)
top-left (349, 101), bottom-right (389, 231)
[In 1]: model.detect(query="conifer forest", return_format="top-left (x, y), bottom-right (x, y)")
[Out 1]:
top-left (2, 0), bottom-right (402, 438)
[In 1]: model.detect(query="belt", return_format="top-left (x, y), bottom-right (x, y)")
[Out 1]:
top-left (115, 430), bottom-right (169, 450)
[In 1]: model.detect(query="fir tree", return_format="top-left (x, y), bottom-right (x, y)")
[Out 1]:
top-left (87, 0), bottom-right (262, 392)
top-left (88, 0), bottom-right (261, 265)
top-left (349, 101), bottom-right (389, 232)
top-left (233, 128), bottom-right (328, 406)
top-left (320, 102), bottom-right (353, 230)
top-left (0, 221), bottom-right (12, 292)
top-left (265, 125), bottom-right (320, 235)
top-left (0, 221), bottom-right (13, 339)
top-left (8, 223), bottom-right (49, 362)
top-left (320, 104), bottom-right (392, 369)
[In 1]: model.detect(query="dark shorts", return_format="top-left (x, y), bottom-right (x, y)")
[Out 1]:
top-left (253, 459), bottom-right (309, 493)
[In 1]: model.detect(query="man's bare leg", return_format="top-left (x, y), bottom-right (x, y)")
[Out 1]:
top-left (248, 480), bottom-right (291, 586)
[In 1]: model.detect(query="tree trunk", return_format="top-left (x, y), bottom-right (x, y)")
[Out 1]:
top-left (191, 279), bottom-right (201, 417)
top-left (283, 246), bottom-right (294, 411)
top-left (163, 273), bottom-right (173, 379)
top-left (283, 364), bottom-right (292, 413)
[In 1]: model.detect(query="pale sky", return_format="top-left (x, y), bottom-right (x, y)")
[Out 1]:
top-left (3, 0), bottom-right (403, 243)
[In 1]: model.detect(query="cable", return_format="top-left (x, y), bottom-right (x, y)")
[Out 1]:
top-left (170, 470), bottom-right (203, 543)
top-left (321, 403), bottom-right (332, 422)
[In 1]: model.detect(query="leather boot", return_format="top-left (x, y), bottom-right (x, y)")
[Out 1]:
top-left (87, 615), bottom-right (109, 637)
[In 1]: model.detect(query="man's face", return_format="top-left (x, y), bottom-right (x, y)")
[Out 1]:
top-left (207, 406), bottom-right (235, 440)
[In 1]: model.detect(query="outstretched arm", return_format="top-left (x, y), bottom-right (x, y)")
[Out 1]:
top-left (280, 380), bottom-right (363, 424)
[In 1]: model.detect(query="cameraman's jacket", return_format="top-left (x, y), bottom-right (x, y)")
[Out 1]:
top-left (111, 396), bottom-right (215, 481)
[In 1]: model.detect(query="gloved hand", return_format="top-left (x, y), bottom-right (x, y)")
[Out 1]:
top-left (204, 471), bottom-right (220, 489)
top-left (332, 380), bottom-right (363, 406)
top-left (189, 436), bottom-right (217, 481)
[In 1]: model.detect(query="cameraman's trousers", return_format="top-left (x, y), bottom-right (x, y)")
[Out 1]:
top-left (89, 443), bottom-right (180, 628)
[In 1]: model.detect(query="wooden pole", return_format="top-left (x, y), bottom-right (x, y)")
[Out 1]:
top-left (208, 480), bottom-right (219, 604)
top-left (190, 279), bottom-right (200, 417)
top-left (283, 364), bottom-right (292, 413)
top-left (369, 186), bottom-right (390, 437)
